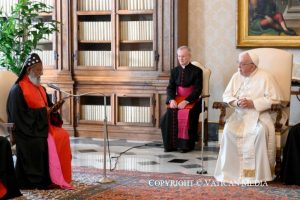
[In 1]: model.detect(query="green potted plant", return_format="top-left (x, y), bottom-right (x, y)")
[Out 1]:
top-left (0, 0), bottom-right (59, 75)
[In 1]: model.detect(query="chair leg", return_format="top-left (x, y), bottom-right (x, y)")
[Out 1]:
top-left (204, 118), bottom-right (208, 146)
top-left (275, 148), bottom-right (281, 180)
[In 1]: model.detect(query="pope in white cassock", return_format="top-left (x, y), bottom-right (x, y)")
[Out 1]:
top-left (214, 51), bottom-right (283, 184)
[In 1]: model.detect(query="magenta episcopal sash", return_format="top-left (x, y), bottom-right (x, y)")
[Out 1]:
top-left (176, 86), bottom-right (195, 140)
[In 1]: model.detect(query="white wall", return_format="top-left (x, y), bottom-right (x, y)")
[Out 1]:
top-left (188, 0), bottom-right (300, 125)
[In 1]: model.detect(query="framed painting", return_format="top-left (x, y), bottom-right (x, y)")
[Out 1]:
top-left (237, 0), bottom-right (300, 47)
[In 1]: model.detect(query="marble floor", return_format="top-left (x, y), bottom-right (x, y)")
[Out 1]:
top-left (71, 137), bottom-right (219, 176)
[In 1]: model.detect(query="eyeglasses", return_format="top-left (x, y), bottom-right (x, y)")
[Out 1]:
top-left (237, 62), bottom-right (254, 67)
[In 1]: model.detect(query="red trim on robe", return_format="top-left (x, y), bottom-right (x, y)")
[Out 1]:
top-left (0, 181), bottom-right (7, 198)
top-left (19, 76), bottom-right (48, 108)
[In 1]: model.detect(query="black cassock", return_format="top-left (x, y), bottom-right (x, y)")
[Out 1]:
top-left (6, 84), bottom-right (52, 189)
top-left (160, 63), bottom-right (203, 152)
top-left (281, 123), bottom-right (300, 185)
top-left (0, 136), bottom-right (22, 199)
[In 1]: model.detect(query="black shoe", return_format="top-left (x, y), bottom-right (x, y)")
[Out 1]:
top-left (284, 28), bottom-right (296, 36)
top-left (179, 149), bottom-right (190, 153)
top-left (164, 148), bottom-right (176, 152)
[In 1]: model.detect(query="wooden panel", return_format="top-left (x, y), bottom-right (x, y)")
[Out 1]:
top-left (40, 0), bottom-right (188, 140)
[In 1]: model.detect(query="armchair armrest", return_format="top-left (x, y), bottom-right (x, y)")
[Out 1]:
top-left (0, 120), bottom-right (16, 146)
top-left (212, 101), bottom-right (229, 129)
top-left (213, 100), bottom-right (289, 133)
top-left (270, 101), bottom-right (289, 132)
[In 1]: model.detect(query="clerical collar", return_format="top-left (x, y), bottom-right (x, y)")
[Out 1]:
top-left (181, 63), bottom-right (190, 69)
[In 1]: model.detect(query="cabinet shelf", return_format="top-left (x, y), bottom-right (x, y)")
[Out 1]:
top-left (38, 40), bottom-right (53, 45)
top-left (117, 67), bottom-right (155, 71)
top-left (120, 40), bottom-right (152, 44)
top-left (77, 11), bottom-right (112, 16)
top-left (38, 12), bottom-right (53, 17)
top-left (76, 66), bottom-right (112, 69)
top-left (117, 10), bottom-right (154, 15)
top-left (79, 40), bottom-right (111, 44)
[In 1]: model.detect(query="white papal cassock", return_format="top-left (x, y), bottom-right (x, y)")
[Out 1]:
top-left (214, 68), bottom-right (285, 184)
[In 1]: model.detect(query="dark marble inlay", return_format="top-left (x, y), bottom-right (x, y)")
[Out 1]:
top-left (196, 156), bottom-right (217, 161)
top-left (156, 154), bottom-right (176, 158)
top-left (181, 164), bottom-right (202, 169)
top-left (203, 146), bottom-right (220, 152)
top-left (168, 159), bottom-right (188, 163)
top-left (138, 161), bottom-right (159, 166)
top-left (78, 149), bottom-right (98, 153)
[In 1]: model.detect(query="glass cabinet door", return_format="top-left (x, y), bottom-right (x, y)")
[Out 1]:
top-left (117, 96), bottom-right (153, 124)
top-left (79, 96), bottom-right (111, 122)
top-left (34, 0), bottom-right (58, 69)
top-left (117, 0), bottom-right (156, 70)
top-left (75, 0), bottom-right (113, 69)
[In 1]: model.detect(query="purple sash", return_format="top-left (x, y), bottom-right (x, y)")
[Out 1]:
top-left (47, 134), bottom-right (73, 189)
top-left (176, 86), bottom-right (194, 140)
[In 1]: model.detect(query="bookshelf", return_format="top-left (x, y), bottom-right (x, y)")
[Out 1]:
top-left (117, 0), bottom-right (155, 70)
top-left (0, 0), bottom-right (189, 139)
top-left (117, 96), bottom-right (152, 124)
top-left (79, 96), bottom-right (112, 122)
top-left (32, 0), bottom-right (188, 140)
top-left (70, 0), bottom-right (188, 139)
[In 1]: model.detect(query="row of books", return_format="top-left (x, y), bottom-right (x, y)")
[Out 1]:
top-left (119, 51), bottom-right (154, 67)
top-left (0, 0), bottom-right (53, 16)
top-left (77, 0), bottom-right (154, 11)
top-left (0, 0), bottom-right (17, 15)
top-left (120, 21), bottom-right (153, 41)
top-left (81, 105), bottom-right (112, 121)
top-left (33, 50), bottom-right (55, 66)
top-left (119, 0), bottom-right (154, 10)
top-left (79, 51), bottom-right (112, 66)
top-left (119, 106), bottom-right (151, 123)
top-left (79, 22), bottom-right (111, 41)
top-left (78, 0), bottom-right (111, 11)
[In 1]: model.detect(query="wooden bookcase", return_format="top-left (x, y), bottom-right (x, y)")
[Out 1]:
top-left (68, 0), bottom-right (187, 139)
top-left (40, 0), bottom-right (188, 140)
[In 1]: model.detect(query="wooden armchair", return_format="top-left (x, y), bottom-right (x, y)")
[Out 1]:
top-left (0, 70), bottom-right (17, 146)
top-left (191, 61), bottom-right (211, 146)
top-left (213, 48), bottom-right (292, 177)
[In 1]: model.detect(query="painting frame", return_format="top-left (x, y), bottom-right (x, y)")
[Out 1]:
top-left (237, 0), bottom-right (300, 47)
